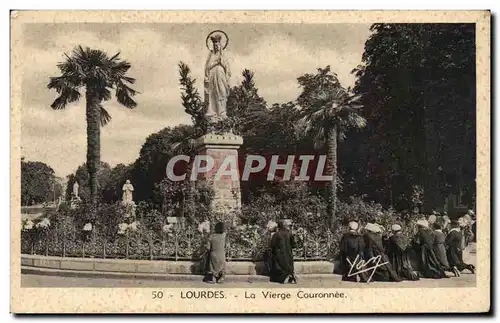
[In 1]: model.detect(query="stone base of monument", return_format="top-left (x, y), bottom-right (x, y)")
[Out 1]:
top-left (195, 132), bottom-right (243, 223)
top-left (70, 196), bottom-right (81, 209)
top-left (122, 202), bottom-right (137, 218)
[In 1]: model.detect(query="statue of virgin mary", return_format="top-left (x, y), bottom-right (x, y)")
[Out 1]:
top-left (204, 32), bottom-right (231, 121)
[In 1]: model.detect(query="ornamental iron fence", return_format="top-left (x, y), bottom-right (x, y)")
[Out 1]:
top-left (21, 222), bottom-right (336, 262)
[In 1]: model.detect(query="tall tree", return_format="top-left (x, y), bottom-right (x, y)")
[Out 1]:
top-left (134, 124), bottom-right (197, 204)
top-left (21, 160), bottom-right (56, 205)
top-left (297, 66), bottom-right (366, 230)
top-left (48, 46), bottom-right (138, 211)
top-left (226, 69), bottom-right (267, 135)
top-left (178, 62), bottom-right (207, 133)
top-left (351, 24), bottom-right (475, 211)
top-left (101, 163), bottom-right (134, 203)
top-left (65, 161), bottom-right (112, 202)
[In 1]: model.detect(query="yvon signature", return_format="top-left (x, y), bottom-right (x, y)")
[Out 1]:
top-left (346, 254), bottom-right (389, 283)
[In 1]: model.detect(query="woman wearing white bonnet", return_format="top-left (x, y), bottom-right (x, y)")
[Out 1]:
top-left (348, 221), bottom-right (359, 231)
top-left (391, 224), bottom-right (402, 232)
top-left (364, 222), bottom-right (381, 233)
top-left (362, 222), bottom-right (402, 282)
top-left (386, 223), bottom-right (419, 281)
top-left (339, 220), bottom-right (367, 282)
top-left (428, 214), bottom-right (437, 225)
top-left (416, 219), bottom-right (429, 229)
top-left (414, 218), bottom-right (447, 278)
top-left (459, 215), bottom-right (474, 248)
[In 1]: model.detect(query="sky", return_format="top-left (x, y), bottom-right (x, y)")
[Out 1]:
top-left (21, 23), bottom-right (372, 177)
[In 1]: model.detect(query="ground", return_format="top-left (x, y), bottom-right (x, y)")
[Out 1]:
top-left (21, 243), bottom-right (477, 288)
top-left (22, 271), bottom-right (476, 288)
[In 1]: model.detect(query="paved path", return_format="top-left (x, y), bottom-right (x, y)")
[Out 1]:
top-left (22, 272), bottom-right (475, 288)
top-left (22, 243), bottom-right (477, 288)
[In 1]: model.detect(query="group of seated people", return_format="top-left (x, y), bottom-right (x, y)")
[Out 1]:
top-left (339, 213), bottom-right (476, 283)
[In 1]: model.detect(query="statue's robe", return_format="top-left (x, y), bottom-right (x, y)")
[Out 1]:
top-left (204, 50), bottom-right (231, 118)
top-left (122, 183), bottom-right (134, 204)
top-left (386, 233), bottom-right (419, 281)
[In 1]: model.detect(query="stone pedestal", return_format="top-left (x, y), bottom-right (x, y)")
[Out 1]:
top-left (70, 195), bottom-right (81, 209)
top-left (195, 133), bottom-right (243, 222)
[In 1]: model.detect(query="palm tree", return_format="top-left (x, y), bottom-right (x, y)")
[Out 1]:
top-left (297, 66), bottom-right (366, 231)
top-left (48, 46), bottom-right (138, 211)
top-left (171, 134), bottom-right (197, 220)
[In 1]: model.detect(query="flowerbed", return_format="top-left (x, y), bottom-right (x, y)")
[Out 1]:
top-left (20, 196), bottom-right (423, 262)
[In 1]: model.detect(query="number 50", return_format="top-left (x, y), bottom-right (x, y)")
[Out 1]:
top-left (152, 291), bottom-right (164, 299)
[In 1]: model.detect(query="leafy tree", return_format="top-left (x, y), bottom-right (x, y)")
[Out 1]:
top-left (21, 160), bottom-right (56, 205)
top-left (178, 62), bottom-right (207, 132)
top-left (226, 69), bottom-right (267, 135)
top-left (48, 46), bottom-right (138, 210)
top-left (297, 66), bottom-right (366, 230)
top-left (156, 178), bottom-right (214, 222)
top-left (65, 162), bottom-right (112, 202)
top-left (351, 24), bottom-right (475, 211)
top-left (133, 124), bottom-right (197, 204)
top-left (101, 163), bottom-right (134, 203)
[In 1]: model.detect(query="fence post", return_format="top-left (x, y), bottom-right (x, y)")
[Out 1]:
top-left (227, 235), bottom-right (231, 262)
top-left (82, 242), bottom-right (85, 258)
top-left (62, 230), bottom-right (66, 257)
top-left (103, 237), bottom-right (106, 259)
top-left (187, 230), bottom-right (192, 258)
top-left (327, 231), bottom-right (332, 259)
top-left (149, 232), bottom-right (153, 261)
top-left (161, 234), bottom-right (166, 256)
top-left (174, 230), bottom-right (178, 261)
top-left (30, 233), bottom-right (34, 255)
top-left (329, 231), bottom-right (333, 249)
top-left (125, 233), bottom-right (129, 259)
top-left (44, 232), bottom-right (49, 256)
top-left (303, 231), bottom-right (307, 260)
top-left (55, 221), bottom-right (58, 245)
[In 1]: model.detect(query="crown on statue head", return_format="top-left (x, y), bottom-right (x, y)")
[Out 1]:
top-left (210, 34), bottom-right (222, 42)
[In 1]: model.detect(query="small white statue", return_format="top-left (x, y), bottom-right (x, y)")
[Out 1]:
top-left (73, 181), bottom-right (79, 197)
top-left (122, 179), bottom-right (134, 205)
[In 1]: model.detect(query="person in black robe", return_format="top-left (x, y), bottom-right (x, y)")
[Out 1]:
top-left (445, 220), bottom-right (475, 275)
top-left (386, 224), bottom-right (419, 281)
top-left (269, 220), bottom-right (297, 284)
top-left (431, 222), bottom-right (460, 277)
top-left (263, 223), bottom-right (277, 277)
top-left (471, 220), bottom-right (477, 242)
top-left (413, 219), bottom-right (448, 279)
top-left (338, 221), bottom-right (368, 282)
top-left (202, 221), bottom-right (227, 284)
top-left (461, 215), bottom-right (474, 247)
top-left (362, 223), bottom-right (402, 282)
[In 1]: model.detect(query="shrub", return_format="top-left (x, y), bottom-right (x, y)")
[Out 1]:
top-left (21, 194), bottom-right (423, 261)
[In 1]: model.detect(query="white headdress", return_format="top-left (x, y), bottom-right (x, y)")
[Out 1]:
top-left (348, 221), bottom-right (359, 231)
top-left (391, 224), bottom-right (402, 232)
top-left (365, 223), bottom-right (381, 233)
top-left (416, 219), bottom-right (429, 228)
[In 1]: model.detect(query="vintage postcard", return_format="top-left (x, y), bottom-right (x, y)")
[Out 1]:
top-left (10, 10), bottom-right (490, 314)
